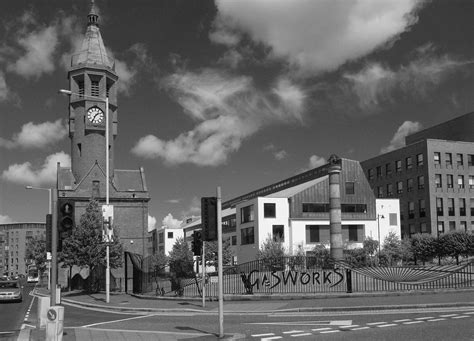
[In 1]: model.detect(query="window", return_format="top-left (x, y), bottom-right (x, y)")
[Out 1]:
top-left (386, 183), bottom-right (393, 197)
top-left (306, 225), bottom-right (321, 243)
top-left (447, 174), bottom-right (454, 188)
top-left (445, 153), bottom-right (452, 167)
top-left (272, 225), bottom-right (284, 242)
top-left (302, 203), bottom-right (329, 213)
top-left (241, 227), bottom-right (254, 245)
top-left (436, 197), bottom-right (443, 216)
top-left (78, 80), bottom-right (85, 96)
top-left (407, 178), bottom-right (414, 192)
top-left (376, 166), bottom-right (382, 178)
top-left (417, 175), bottom-right (425, 190)
top-left (345, 182), bottom-right (355, 195)
top-left (231, 235), bottom-right (237, 245)
top-left (468, 154), bottom-right (474, 167)
top-left (459, 198), bottom-right (466, 216)
top-left (437, 221), bottom-right (444, 234)
top-left (449, 221), bottom-right (456, 231)
top-left (377, 186), bottom-right (383, 198)
top-left (434, 152), bottom-right (441, 165)
top-left (92, 180), bottom-right (100, 198)
top-left (341, 204), bottom-right (367, 213)
top-left (435, 174), bottom-right (442, 188)
top-left (264, 203), bottom-right (276, 218)
top-left (470, 175), bottom-right (474, 189)
top-left (389, 213), bottom-right (397, 226)
top-left (347, 225), bottom-right (358, 242)
top-left (91, 80), bottom-right (100, 97)
top-left (167, 232), bottom-right (173, 239)
top-left (368, 169), bottom-right (374, 180)
top-left (397, 181), bottom-right (403, 194)
top-left (460, 221), bottom-right (467, 232)
top-left (409, 223), bottom-right (415, 235)
top-left (421, 222), bottom-right (428, 233)
top-left (419, 199), bottom-right (426, 218)
top-left (456, 153), bottom-right (463, 167)
top-left (448, 198), bottom-right (455, 216)
top-left (385, 163), bottom-right (392, 176)
top-left (417, 153), bottom-right (424, 167)
top-left (406, 157), bottom-right (413, 170)
top-left (408, 202), bottom-right (415, 219)
top-left (458, 175), bottom-right (465, 189)
top-left (471, 199), bottom-right (474, 216)
top-left (395, 160), bottom-right (402, 172)
top-left (241, 205), bottom-right (254, 223)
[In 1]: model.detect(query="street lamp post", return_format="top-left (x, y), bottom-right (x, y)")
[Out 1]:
top-left (25, 186), bottom-right (52, 290)
top-left (377, 214), bottom-right (384, 256)
top-left (59, 89), bottom-right (111, 303)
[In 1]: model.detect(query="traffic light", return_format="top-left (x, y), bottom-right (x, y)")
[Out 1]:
top-left (45, 214), bottom-right (52, 252)
top-left (192, 231), bottom-right (202, 256)
top-left (201, 197), bottom-right (217, 241)
top-left (57, 199), bottom-right (75, 251)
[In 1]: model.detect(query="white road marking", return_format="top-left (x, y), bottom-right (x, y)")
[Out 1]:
top-left (311, 328), bottom-right (332, 331)
top-left (440, 314), bottom-right (458, 317)
top-left (464, 312), bottom-right (474, 315)
top-left (452, 316), bottom-right (469, 319)
top-left (404, 321), bottom-right (424, 325)
top-left (261, 337), bottom-right (282, 341)
top-left (352, 327), bottom-right (370, 331)
top-left (252, 333), bottom-right (275, 337)
top-left (81, 313), bottom-right (160, 328)
top-left (415, 317), bottom-right (434, 320)
top-left (428, 318), bottom-right (446, 322)
top-left (367, 321), bottom-right (387, 325)
top-left (247, 320), bottom-right (351, 326)
top-left (393, 319), bottom-right (411, 322)
top-left (339, 325), bottom-right (359, 328)
top-left (291, 333), bottom-right (313, 337)
top-left (283, 330), bottom-right (305, 334)
top-left (377, 324), bottom-right (398, 328)
top-left (321, 330), bottom-right (340, 334)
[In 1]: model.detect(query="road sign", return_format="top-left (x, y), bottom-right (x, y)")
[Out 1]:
top-left (47, 308), bottom-right (57, 321)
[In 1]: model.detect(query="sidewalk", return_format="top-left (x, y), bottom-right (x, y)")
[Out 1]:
top-left (21, 287), bottom-right (474, 340)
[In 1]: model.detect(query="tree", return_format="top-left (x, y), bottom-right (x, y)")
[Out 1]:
top-left (409, 233), bottom-right (437, 265)
top-left (308, 244), bottom-right (332, 268)
top-left (60, 200), bottom-right (123, 292)
top-left (380, 232), bottom-right (404, 266)
top-left (257, 234), bottom-right (287, 271)
top-left (438, 231), bottom-right (473, 264)
top-left (204, 239), bottom-right (234, 270)
top-left (25, 237), bottom-right (47, 277)
top-left (168, 237), bottom-right (194, 295)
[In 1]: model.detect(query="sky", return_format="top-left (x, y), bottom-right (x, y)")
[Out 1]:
top-left (1, 0), bottom-right (473, 231)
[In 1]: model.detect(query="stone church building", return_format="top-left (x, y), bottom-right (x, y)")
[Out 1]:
top-left (57, 3), bottom-right (150, 289)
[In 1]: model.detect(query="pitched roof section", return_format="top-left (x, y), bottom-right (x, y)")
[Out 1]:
top-left (70, 1), bottom-right (114, 70)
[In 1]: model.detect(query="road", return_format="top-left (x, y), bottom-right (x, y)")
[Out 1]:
top-left (0, 282), bottom-right (35, 339)
top-left (26, 301), bottom-right (474, 340)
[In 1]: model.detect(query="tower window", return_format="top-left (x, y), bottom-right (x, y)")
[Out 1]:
top-left (92, 180), bottom-right (100, 198)
top-left (77, 143), bottom-right (82, 157)
top-left (91, 80), bottom-right (100, 97)
top-left (78, 81), bottom-right (85, 96)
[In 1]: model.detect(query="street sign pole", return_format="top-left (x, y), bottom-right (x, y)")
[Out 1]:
top-left (217, 186), bottom-right (224, 338)
top-left (201, 241), bottom-right (206, 308)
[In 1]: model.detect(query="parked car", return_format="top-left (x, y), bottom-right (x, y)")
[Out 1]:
top-left (0, 280), bottom-right (22, 302)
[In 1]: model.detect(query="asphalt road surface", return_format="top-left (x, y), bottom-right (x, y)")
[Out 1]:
top-left (0, 282), bottom-right (35, 340)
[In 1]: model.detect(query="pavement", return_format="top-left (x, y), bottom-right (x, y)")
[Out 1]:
top-left (19, 287), bottom-right (474, 340)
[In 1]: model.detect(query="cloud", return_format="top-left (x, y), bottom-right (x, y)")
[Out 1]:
top-left (166, 199), bottom-right (181, 204)
top-left (0, 119), bottom-right (67, 149)
top-left (263, 144), bottom-right (287, 161)
top-left (212, 0), bottom-right (424, 76)
top-left (0, 71), bottom-right (12, 102)
top-left (148, 215), bottom-right (157, 232)
top-left (162, 213), bottom-right (183, 229)
top-left (308, 155), bottom-right (327, 169)
top-left (381, 121), bottom-right (422, 154)
top-left (132, 70), bottom-right (305, 166)
top-left (1, 152), bottom-right (71, 186)
top-left (0, 215), bottom-right (13, 224)
top-left (343, 45), bottom-right (472, 111)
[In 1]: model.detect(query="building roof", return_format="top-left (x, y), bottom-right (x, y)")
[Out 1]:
top-left (265, 176), bottom-right (328, 198)
top-left (70, 1), bottom-right (114, 70)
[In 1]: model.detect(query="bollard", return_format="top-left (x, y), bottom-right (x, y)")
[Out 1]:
top-left (37, 296), bottom-right (50, 329)
top-left (46, 306), bottom-right (65, 341)
top-left (346, 269), bottom-right (352, 293)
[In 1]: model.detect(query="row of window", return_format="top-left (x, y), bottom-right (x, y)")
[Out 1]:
top-left (436, 197), bottom-right (474, 217)
top-left (406, 220), bottom-right (473, 234)
top-left (368, 152), bottom-right (474, 181)
top-left (434, 152), bottom-right (474, 167)
top-left (435, 174), bottom-right (474, 189)
top-left (377, 176), bottom-right (425, 197)
top-left (302, 203), bottom-right (368, 213)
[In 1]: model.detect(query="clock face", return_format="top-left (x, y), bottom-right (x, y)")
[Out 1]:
top-left (87, 107), bottom-right (104, 124)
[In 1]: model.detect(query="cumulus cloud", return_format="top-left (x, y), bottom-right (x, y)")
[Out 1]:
top-left (148, 215), bottom-right (157, 232)
top-left (263, 144), bottom-right (287, 161)
top-left (0, 119), bottom-right (67, 149)
top-left (0, 214), bottom-right (13, 224)
top-left (343, 45), bottom-right (472, 111)
top-left (162, 213), bottom-right (183, 229)
top-left (381, 121), bottom-right (422, 154)
top-left (0, 71), bottom-right (11, 102)
top-left (212, 0), bottom-right (423, 76)
top-left (1, 152), bottom-right (71, 186)
top-left (132, 70), bottom-right (305, 166)
top-left (308, 155), bottom-right (327, 169)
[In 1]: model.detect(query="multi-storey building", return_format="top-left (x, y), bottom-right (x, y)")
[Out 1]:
top-left (183, 158), bottom-right (400, 264)
top-left (0, 223), bottom-right (46, 277)
top-left (361, 112), bottom-right (474, 238)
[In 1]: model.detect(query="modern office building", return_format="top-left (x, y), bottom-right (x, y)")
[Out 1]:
top-left (155, 226), bottom-right (184, 256)
top-left (182, 158), bottom-right (400, 264)
top-left (361, 112), bottom-right (474, 238)
top-left (0, 223), bottom-right (46, 277)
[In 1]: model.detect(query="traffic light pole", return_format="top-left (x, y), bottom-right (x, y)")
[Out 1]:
top-left (217, 186), bottom-right (224, 338)
top-left (201, 241), bottom-right (205, 308)
top-left (105, 96), bottom-right (110, 304)
top-left (51, 186), bottom-right (58, 306)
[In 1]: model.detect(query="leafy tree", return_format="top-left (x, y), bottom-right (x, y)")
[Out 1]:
top-left (257, 234), bottom-right (287, 270)
top-left (25, 237), bottom-right (47, 277)
top-left (363, 237), bottom-right (379, 256)
top-left (204, 239), bottom-right (234, 269)
top-left (380, 232), bottom-right (404, 266)
top-left (409, 233), bottom-right (437, 265)
top-left (438, 231), bottom-right (473, 264)
top-left (60, 200), bottom-right (123, 292)
top-left (168, 237), bottom-right (194, 295)
top-left (288, 244), bottom-right (306, 270)
top-left (308, 244), bottom-right (332, 268)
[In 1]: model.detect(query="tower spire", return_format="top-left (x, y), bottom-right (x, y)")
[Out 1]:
top-left (88, 0), bottom-right (99, 27)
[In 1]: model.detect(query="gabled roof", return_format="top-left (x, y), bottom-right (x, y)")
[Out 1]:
top-left (265, 176), bottom-right (328, 198)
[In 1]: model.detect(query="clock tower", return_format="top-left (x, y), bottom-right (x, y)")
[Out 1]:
top-left (67, 1), bottom-right (118, 181)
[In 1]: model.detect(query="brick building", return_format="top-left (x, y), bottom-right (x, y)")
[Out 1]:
top-left (361, 112), bottom-right (474, 237)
